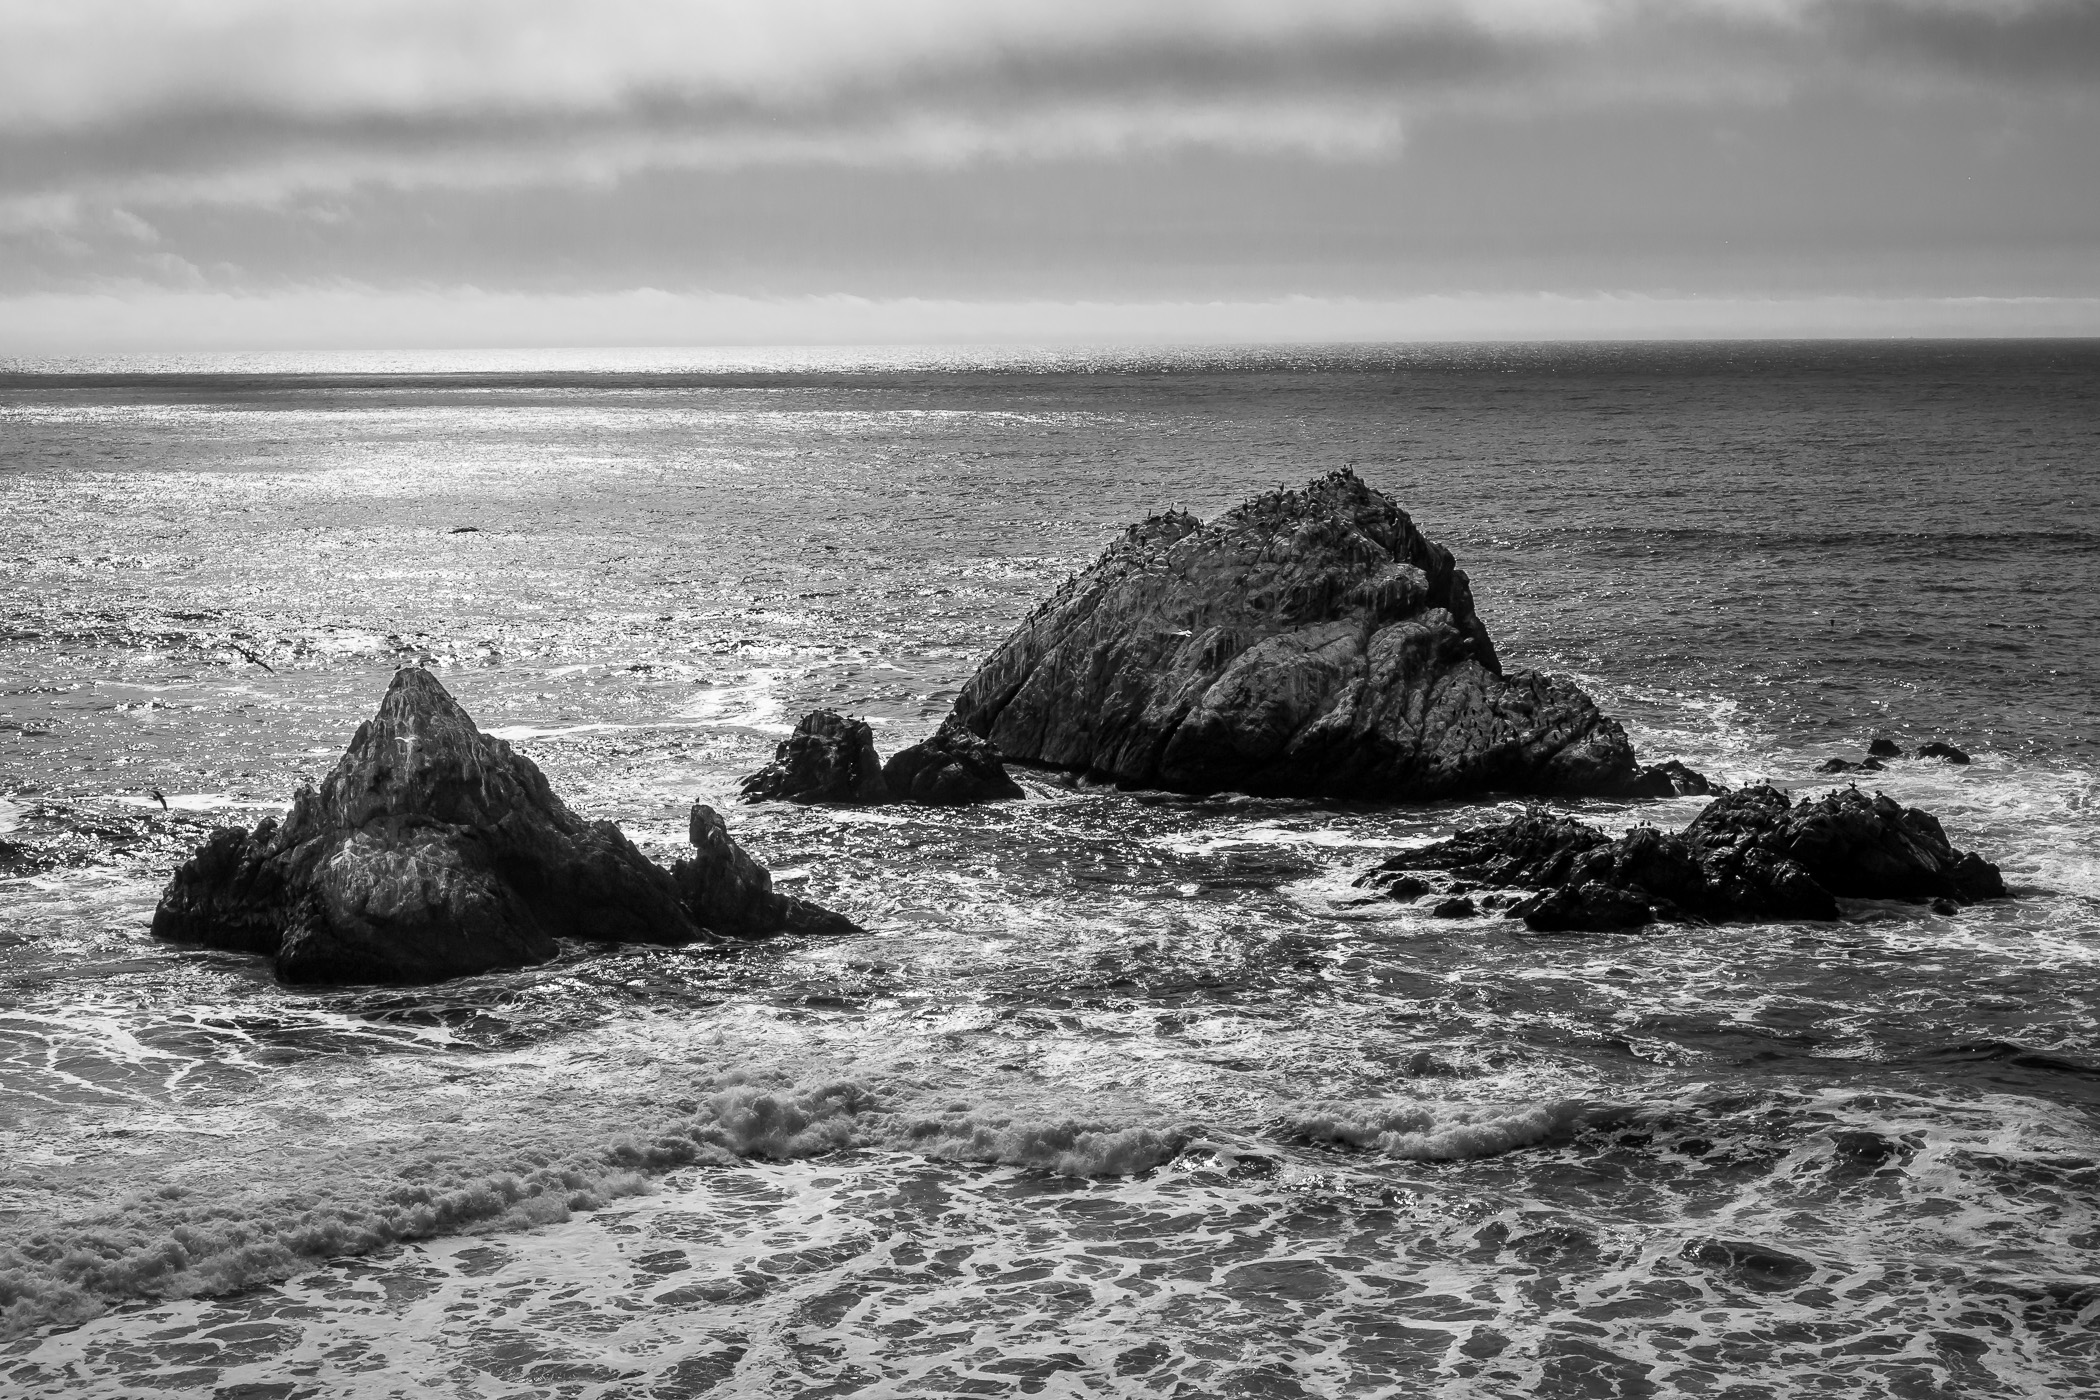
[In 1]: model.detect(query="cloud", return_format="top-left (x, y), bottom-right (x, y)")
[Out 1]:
top-left (1, 0), bottom-right (2092, 226)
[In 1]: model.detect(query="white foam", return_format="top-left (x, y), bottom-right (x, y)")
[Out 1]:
top-left (1287, 1097), bottom-right (1596, 1160)
top-left (679, 669), bottom-right (790, 734)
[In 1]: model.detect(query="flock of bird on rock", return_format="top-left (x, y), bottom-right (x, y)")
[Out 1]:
top-left (151, 470), bottom-right (2007, 983)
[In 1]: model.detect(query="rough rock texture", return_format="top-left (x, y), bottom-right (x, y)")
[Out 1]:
top-left (1358, 785), bottom-right (2005, 933)
top-left (950, 469), bottom-right (1670, 800)
top-left (673, 804), bottom-right (859, 936)
top-left (740, 711), bottom-right (891, 804)
top-left (154, 669), bottom-right (849, 984)
top-left (882, 716), bottom-right (1026, 805)
top-left (1867, 738), bottom-right (1905, 759)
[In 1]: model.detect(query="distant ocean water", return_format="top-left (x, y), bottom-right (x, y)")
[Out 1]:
top-left (1, 341), bottom-right (2097, 1398)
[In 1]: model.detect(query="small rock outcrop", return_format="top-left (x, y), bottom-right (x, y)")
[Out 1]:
top-left (948, 469), bottom-right (1704, 801)
top-left (881, 716), bottom-right (1026, 805)
top-left (1867, 738), bottom-right (1904, 759)
top-left (1358, 785), bottom-right (2005, 933)
top-left (673, 804), bottom-right (859, 937)
top-left (153, 669), bottom-right (849, 983)
top-left (1604, 759), bottom-right (1728, 799)
top-left (1918, 741), bottom-right (1972, 765)
top-left (740, 711), bottom-right (890, 804)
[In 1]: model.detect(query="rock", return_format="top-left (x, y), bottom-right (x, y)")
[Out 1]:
top-left (1931, 897), bottom-right (1960, 916)
top-left (1429, 895), bottom-right (1477, 919)
top-left (152, 670), bottom-right (854, 984)
top-left (1917, 741), bottom-right (1971, 765)
top-left (1359, 784), bottom-right (2005, 932)
top-left (1510, 882), bottom-right (1657, 933)
top-left (1606, 759), bottom-right (1726, 798)
top-left (672, 804), bottom-right (859, 937)
top-left (739, 711), bottom-right (891, 804)
top-left (153, 668), bottom-right (699, 984)
top-left (1775, 786), bottom-right (2003, 902)
top-left (1356, 811), bottom-right (1611, 894)
top-left (881, 715), bottom-right (1025, 804)
top-left (1816, 758), bottom-right (1861, 774)
top-left (949, 469), bottom-right (1672, 800)
top-left (1867, 738), bottom-right (1904, 759)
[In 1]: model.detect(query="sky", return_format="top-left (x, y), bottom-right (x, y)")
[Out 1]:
top-left (2, 0), bottom-right (2096, 350)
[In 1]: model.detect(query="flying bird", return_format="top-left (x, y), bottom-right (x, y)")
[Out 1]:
top-left (231, 643), bottom-right (276, 673)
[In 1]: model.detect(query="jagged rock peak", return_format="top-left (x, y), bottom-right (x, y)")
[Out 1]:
top-left (950, 468), bottom-right (1655, 800)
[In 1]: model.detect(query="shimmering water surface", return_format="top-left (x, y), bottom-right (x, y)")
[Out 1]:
top-left (2, 342), bottom-right (2098, 1398)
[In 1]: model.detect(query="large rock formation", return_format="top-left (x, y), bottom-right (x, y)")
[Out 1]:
top-left (739, 711), bottom-right (891, 804)
top-left (153, 669), bottom-right (850, 983)
top-left (948, 469), bottom-right (1692, 800)
top-left (881, 716), bottom-right (1026, 805)
top-left (1359, 785), bottom-right (2006, 932)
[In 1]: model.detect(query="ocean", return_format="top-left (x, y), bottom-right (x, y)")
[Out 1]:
top-left (2, 341), bottom-right (2097, 1398)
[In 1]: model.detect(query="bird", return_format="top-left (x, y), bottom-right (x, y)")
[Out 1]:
top-left (231, 643), bottom-right (275, 673)
top-left (149, 789), bottom-right (168, 810)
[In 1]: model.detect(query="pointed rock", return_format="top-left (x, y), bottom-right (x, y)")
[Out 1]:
top-left (739, 711), bottom-right (890, 804)
top-left (153, 668), bottom-right (698, 983)
top-left (881, 715), bottom-right (1025, 805)
top-left (948, 469), bottom-right (1653, 799)
top-left (673, 804), bottom-right (859, 937)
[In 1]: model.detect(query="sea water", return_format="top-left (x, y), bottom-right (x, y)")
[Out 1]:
top-left (1, 342), bottom-right (2097, 1397)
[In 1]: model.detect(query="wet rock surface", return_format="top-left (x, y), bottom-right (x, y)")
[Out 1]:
top-left (1359, 785), bottom-right (2007, 933)
top-left (881, 716), bottom-right (1026, 805)
top-left (153, 669), bottom-right (847, 983)
top-left (739, 711), bottom-right (891, 805)
top-left (950, 469), bottom-right (1694, 800)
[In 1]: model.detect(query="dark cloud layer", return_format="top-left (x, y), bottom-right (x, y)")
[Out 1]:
top-left (6, 0), bottom-right (2094, 218)
top-left (0, 0), bottom-right (2093, 341)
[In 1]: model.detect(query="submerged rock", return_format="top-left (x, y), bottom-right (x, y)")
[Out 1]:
top-left (154, 669), bottom-right (848, 983)
top-left (740, 711), bottom-right (891, 804)
top-left (1918, 741), bottom-right (1972, 765)
top-left (881, 716), bottom-right (1026, 805)
top-left (949, 469), bottom-right (1701, 800)
top-left (673, 804), bottom-right (859, 937)
top-left (1360, 784), bottom-right (2005, 932)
